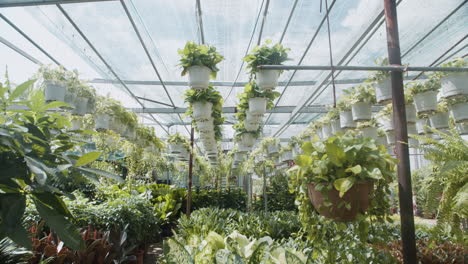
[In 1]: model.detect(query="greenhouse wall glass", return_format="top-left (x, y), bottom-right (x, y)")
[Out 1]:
top-left (0, 0), bottom-right (467, 263)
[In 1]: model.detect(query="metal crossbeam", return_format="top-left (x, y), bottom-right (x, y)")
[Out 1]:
top-left (0, 36), bottom-right (42, 65)
top-left (195, 0), bottom-right (205, 45)
top-left (0, 0), bottom-right (116, 7)
top-left (258, 64), bottom-right (468, 72)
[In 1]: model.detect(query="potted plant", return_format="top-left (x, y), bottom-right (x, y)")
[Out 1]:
top-left (167, 133), bottom-right (189, 154)
top-left (244, 40), bottom-right (289, 89)
top-left (376, 129), bottom-right (388, 146)
top-left (262, 137), bottom-right (280, 155)
top-left (408, 77), bottom-right (441, 114)
top-left (377, 104), bottom-right (394, 132)
top-left (407, 123), bottom-right (419, 147)
top-left (415, 113), bottom-right (430, 135)
top-left (72, 82), bottom-right (96, 116)
top-left (428, 99), bottom-right (449, 129)
top-left (447, 95), bottom-right (468, 123)
top-left (438, 57), bottom-right (468, 98)
top-left (348, 84), bottom-right (376, 121)
top-left (94, 97), bottom-right (113, 131)
top-left (292, 132), bottom-right (396, 222)
top-left (356, 118), bottom-right (379, 141)
top-left (326, 107), bottom-right (342, 134)
top-left (456, 122), bottom-right (468, 135)
top-left (70, 115), bottom-right (82, 131)
top-left (178, 42), bottom-right (224, 89)
top-left (385, 130), bottom-right (395, 146)
top-left (239, 82), bottom-right (279, 115)
top-left (37, 65), bottom-right (69, 102)
top-left (404, 88), bottom-right (417, 124)
top-left (368, 57), bottom-right (393, 104)
top-left (337, 96), bottom-right (356, 129)
top-left (279, 146), bottom-right (293, 164)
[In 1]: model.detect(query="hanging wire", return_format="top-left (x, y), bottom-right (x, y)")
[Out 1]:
top-left (324, 0), bottom-right (337, 107)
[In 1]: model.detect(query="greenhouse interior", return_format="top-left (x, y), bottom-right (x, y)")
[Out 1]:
top-left (0, 0), bottom-right (467, 263)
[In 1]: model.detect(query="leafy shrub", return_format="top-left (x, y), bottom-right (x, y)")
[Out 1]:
top-left (190, 189), bottom-right (247, 211)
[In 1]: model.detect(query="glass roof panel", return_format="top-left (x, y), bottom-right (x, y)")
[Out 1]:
top-left (0, 43), bottom-right (40, 84)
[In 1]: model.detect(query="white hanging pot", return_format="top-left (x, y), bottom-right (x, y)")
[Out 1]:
top-left (234, 152), bottom-right (245, 162)
top-left (281, 151), bottom-right (293, 163)
top-left (109, 118), bottom-right (122, 134)
top-left (267, 143), bottom-right (279, 155)
top-left (387, 146), bottom-right (395, 156)
top-left (238, 144), bottom-right (251, 153)
top-left (441, 73), bottom-right (468, 98)
top-left (351, 102), bottom-right (372, 121)
top-left (256, 69), bottom-right (280, 90)
top-left (292, 145), bottom-right (302, 157)
top-left (406, 104), bottom-right (416, 124)
top-left (456, 122), bottom-right (468, 135)
top-left (187, 66), bottom-right (211, 89)
top-left (339, 111), bottom-right (356, 129)
top-left (377, 135), bottom-right (388, 146)
top-left (416, 118), bottom-right (429, 135)
top-left (244, 121), bottom-right (259, 132)
top-left (449, 102), bottom-right (468, 123)
top-left (375, 77), bottom-right (392, 104)
top-left (248, 97), bottom-right (267, 115)
top-left (86, 100), bottom-right (95, 114)
top-left (64, 89), bottom-right (76, 107)
top-left (95, 114), bottom-right (110, 131)
top-left (71, 119), bottom-right (81, 130)
top-left (429, 112), bottom-right (449, 129)
top-left (380, 115), bottom-right (394, 132)
top-left (43, 80), bottom-right (66, 102)
top-left (241, 133), bottom-right (256, 147)
top-left (321, 124), bottom-right (333, 138)
top-left (407, 123), bottom-right (419, 148)
top-left (170, 142), bottom-right (184, 154)
top-left (192, 101), bottom-right (213, 121)
top-left (360, 126), bottom-right (378, 140)
top-left (331, 119), bottom-right (343, 134)
top-left (386, 130), bottom-right (395, 145)
top-left (72, 97), bottom-right (89, 116)
top-left (315, 129), bottom-right (323, 140)
top-left (246, 112), bottom-right (262, 123)
top-left (197, 118), bottom-right (214, 133)
top-left (413, 91), bottom-right (438, 114)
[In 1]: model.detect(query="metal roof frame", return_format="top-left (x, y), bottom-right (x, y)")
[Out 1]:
top-left (0, 0), bottom-right (116, 8)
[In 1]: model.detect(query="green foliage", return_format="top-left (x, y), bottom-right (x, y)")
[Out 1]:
top-left (0, 238), bottom-right (29, 264)
top-left (434, 57), bottom-right (468, 78)
top-left (407, 77), bottom-right (441, 95)
top-left (244, 39), bottom-right (290, 76)
top-left (368, 57), bottom-right (390, 82)
top-left (346, 84), bottom-right (376, 104)
top-left (0, 79), bottom-right (121, 250)
top-left (178, 41), bottom-right (224, 79)
top-left (191, 189), bottom-right (247, 211)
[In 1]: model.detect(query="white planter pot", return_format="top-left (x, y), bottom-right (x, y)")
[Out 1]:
top-left (72, 97), bottom-right (89, 116)
top-left (413, 91), bottom-right (438, 114)
top-left (234, 152), bottom-right (245, 163)
top-left (197, 118), bottom-right (214, 133)
top-left (124, 127), bottom-right (137, 139)
top-left (331, 119), bottom-right (343, 134)
top-left (360, 126), bottom-right (378, 140)
top-left (192, 101), bottom-right (213, 121)
top-left (380, 115), bottom-right (394, 132)
top-left (43, 80), bottom-right (66, 102)
top-left (281, 151), bottom-right (293, 163)
top-left (406, 104), bottom-right (416, 124)
top-left (95, 114), bottom-right (110, 131)
top-left (170, 143), bottom-right (184, 154)
top-left (416, 118), bottom-right (429, 135)
top-left (267, 144), bottom-right (279, 155)
top-left (256, 69), bottom-right (280, 90)
top-left (377, 135), bottom-right (387, 146)
top-left (449, 102), bottom-right (468, 123)
top-left (109, 119), bottom-right (123, 134)
top-left (441, 73), bottom-right (468, 98)
top-left (339, 111), bottom-right (356, 128)
top-left (246, 112), bottom-right (262, 123)
top-left (375, 77), bottom-right (392, 104)
top-left (456, 122), bottom-right (468, 135)
top-left (64, 90), bottom-right (76, 107)
top-left (292, 145), bottom-right (302, 157)
top-left (248, 97), bottom-right (267, 115)
top-left (188, 66), bottom-right (211, 89)
top-left (386, 130), bottom-right (395, 145)
top-left (387, 146), bottom-right (395, 156)
top-left (238, 144), bottom-right (251, 153)
top-left (71, 119), bottom-right (81, 130)
top-left (351, 102), bottom-right (372, 121)
top-left (241, 133), bottom-right (256, 147)
top-left (244, 121), bottom-right (259, 132)
top-left (321, 124), bottom-right (333, 138)
top-left (407, 123), bottom-right (419, 148)
top-left (315, 129), bottom-right (323, 140)
top-left (86, 100), bottom-right (95, 114)
top-left (429, 112), bottom-right (449, 129)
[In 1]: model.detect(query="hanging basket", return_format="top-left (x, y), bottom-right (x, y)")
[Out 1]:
top-left (406, 104), bottom-right (416, 124)
top-left (456, 122), bottom-right (468, 135)
top-left (267, 143), bottom-right (279, 155)
top-left (386, 130), bottom-right (395, 145)
top-left (360, 126), bottom-right (378, 140)
top-left (187, 66), bottom-right (211, 89)
top-left (281, 151), bottom-right (293, 163)
top-left (124, 127), bottom-right (137, 139)
top-left (248, 97), bottom-right (267, 115)
top-left (441, 73), bottom-right (468, 99)
top-left (413, 91), bottom-right (438, 114)
top-left (244, 121), bottom-right (259, 131)
top-left (192, 101), bottom-right (213, 121)
top-left (307, 181), bottom-right (373, 222)
top-left (197, 118), bottom-right (214, 133)
top-left (71, 97), bottom-right (89, 116)
top-left (429, 112), bottom-right (449, 129)
top-left (43, 80), bottom-right (66, 102)
top-left (64, 90), bottom-right (76, 107)
top-left (95, 114), bottom-right (110, 131)
top-left (241, 133), bottom-right (256, 147)
top-left (256, 69), bottom-right (280, 90)
top-left (351, 102), bottom-right (372, 121)
top-left (71, 119), bottom-right (81, 131)
top-left (331, 119), bottom-right (343, 134)
top-left (380, 115), bottom-right (394, 132)
top-left (407, 123), bottom-right (419, 148)
top-left (377, 135), bottom-right (388, 147)
top-left (321, 124), bottom-right (333, 138)
top-left (170, 143), bottom-right (184, 154)
top-left (109, 118), bottom-right (123, 134)
top-left (238, 144), bottom-right (251, 153)
top-left (339, 111), bottom-right (356, 129)
top-left (375, 77), bottom-right (392, 104)
top-left (449, 102), bottom-right (468, 123)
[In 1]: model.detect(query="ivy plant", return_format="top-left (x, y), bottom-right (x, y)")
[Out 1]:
top-left (244, 39), bottom-right (290, 76)
top-left (178, 41), bottom-right (224, 79)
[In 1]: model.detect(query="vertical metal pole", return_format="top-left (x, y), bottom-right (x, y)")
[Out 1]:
top-left (383, 1), bottom-right (417, 263)
top-left (186, 126), bottom-right (195, 217)
top-left (263, 165), bottom-right (268, 213)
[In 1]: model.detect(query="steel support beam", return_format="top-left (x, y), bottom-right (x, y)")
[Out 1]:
top-left (258, 64), bottom-right (468, 72)
top-left (0, 36), bottom-right (42, 65)
top-left (256, 0), bottom-right (270, 45)
top-left (195, 0), bottom-right (205, 45)
top-left (0, 0), bottom-right (116, 7)
top-left (279, 0), bottom-right (299, 43)
top-left (384, 1), bottom-right (417, 263)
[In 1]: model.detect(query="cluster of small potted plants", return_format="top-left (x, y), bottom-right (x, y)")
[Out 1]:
top-left (232, 40), bottom-right (289, 167)
top-left (179, 42), bottom-right (225, 163)
top-left (167, 133), bottom-right (191, 161)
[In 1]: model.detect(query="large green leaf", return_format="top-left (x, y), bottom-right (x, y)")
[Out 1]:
top-left (74, 151), bottom-right (102, 167)
top-left (0, 193), bottom-right (30, 248)
top-left (76, 167), bottom-right (123, 183)
top-left (301, 142), bottom-right (314, 155)
top-left (333, 177), bottom-right (356, 198)
top-left (8, 79), bottom-right (35, 102)
top-left (40, 101), bottom-right (70, 112)
top-left (24, 156), bottom-right (47, 185)
top-left (33, 198), bottom-right (84, 250)
top-left (285, 250), bottom-right (305, 264)
top-left (345, 165), bottom-right (362, 175)
top-left (295, 155), bottom-right (312, 168)
top-left (325, 142), bottom-right (346, 167)
top-left (32, 192), bottom-right (73, 218)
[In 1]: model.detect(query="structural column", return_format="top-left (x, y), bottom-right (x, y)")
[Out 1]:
top-left (383, 1), bottom-right (417, 263)
top-left (186, 127), bottom-right (195, 217)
